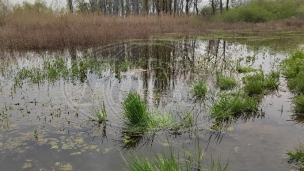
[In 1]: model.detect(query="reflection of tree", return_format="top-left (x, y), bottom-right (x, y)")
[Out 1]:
top-left (95, 40), bottom-right (197, 106)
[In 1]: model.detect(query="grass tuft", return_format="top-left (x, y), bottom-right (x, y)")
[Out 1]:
top-left (236, 65), bottom-right (256, 73)
top-left (281, 51), bottom-right (304, 114)
top-left (216, 75), bottom-right (238, 90)
top-left (90, 102), bottom-right (107, 124)
top-left (191, 80), bottom-right (208, 99)
top-left (287, 142), bottom-right (304, 170)
top-left (123, 140), bottom-right (228, 171)
top-left (293, 95), bottom-right (304, 114)
top-left (242, 71), bottom-right (280, 96)
top-left (210, 93), bottom-right (259, 122)
top-left (122, 91), bottom-right (150, 130)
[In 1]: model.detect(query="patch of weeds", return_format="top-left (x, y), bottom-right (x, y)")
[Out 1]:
top-left (264, 71), bottom-right (280, 91)
top-left (236, 64), bottom-right (256, 73)
top-left (89, 102), bottom-right (107, 124)
top-left (243, 71), bottom-right (279, 96)
top-left (287, 73), bottom-right (304, 93)
top-left (281, 51), bottom-right (304, 79)
top-left (216, 75), bottom-right (238, 90)
top-left (123, 139), bottom-right (228, 171)
top-left (281, 51), bottom-right (304, 114)
top-left (287, 142), bottom-right (304, 171)
top-left (243, 72), bottom-right (265, 96)
top-left (210, 93), bottom-right (259, 122)
top-left (191, 80), bottom-right (208, 99)
top-left (122, 91), bottom-right (193, 134)
top-left (293, 95), bottom-right (304, 114)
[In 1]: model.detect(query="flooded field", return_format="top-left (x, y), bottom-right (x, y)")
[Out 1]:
top-left (0, 39), bottom-right (304, 171)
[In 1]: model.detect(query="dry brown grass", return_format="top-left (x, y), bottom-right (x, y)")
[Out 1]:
top-left (1, 12), bottom-right (304, 50)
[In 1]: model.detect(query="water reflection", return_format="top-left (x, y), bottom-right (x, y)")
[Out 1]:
top-left (0, 38), bottom-right (297, 170)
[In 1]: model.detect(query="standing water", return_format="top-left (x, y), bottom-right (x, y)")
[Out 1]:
top-left (0, 39), bottom-right (303, 171)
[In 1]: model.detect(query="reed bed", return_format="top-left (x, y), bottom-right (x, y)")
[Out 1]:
top-left (1, 11), bottom-right (304, 50)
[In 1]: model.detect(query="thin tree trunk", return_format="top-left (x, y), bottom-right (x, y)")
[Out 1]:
top-left (220, 0), bottom-right (223, 14)
top-left (226, 0), bottom-right (229, 11)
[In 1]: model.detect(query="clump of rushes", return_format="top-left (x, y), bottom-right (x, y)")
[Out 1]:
top-left (287, 142), bottom-right (304, 170)
top-left (90, 102), bottom-right (107, 124)
top-left (191, 80), bottom-right (208, 99)
top-left (216, 75), bottom-right (238, 90)
top-left (210, 93), bottom-right (259, 122)
top-left (122, 91), bottom-right (150, 131)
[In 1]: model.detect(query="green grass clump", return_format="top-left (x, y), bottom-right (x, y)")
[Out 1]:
top-left (293, 95), bottom-right (304, 114)
top-left (243, 71), bottom-right (280, 96)
top-left (122, 91), bottom-right (150, 130)
top-left (122, 92), bottom-right (178, 132)
top-left (90, 102), bottom-right (107, 124)
top-left (236, 65), bottom-right (256, 73)
top-left (282, 51), bottom-right (304, 80)
top-left (264, 71), bottom-right (280, 91)
top-left (123, 141), bottom-right (228, 171)
top-left (243, 72), bottom-right (265, 96)
top-left (216, 75), bottom-right (238, 90)
top-left (210, 94), bottom-right (259, 122)
top-left (281, 51), bottom-right (304, 114)
top-left (287, 142), bottom-right (304, 170)
top-left (191, 80), bottom-right (208, 99)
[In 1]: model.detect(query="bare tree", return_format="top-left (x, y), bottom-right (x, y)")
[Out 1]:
top-left (67, 0), bottom-right (73, 13)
